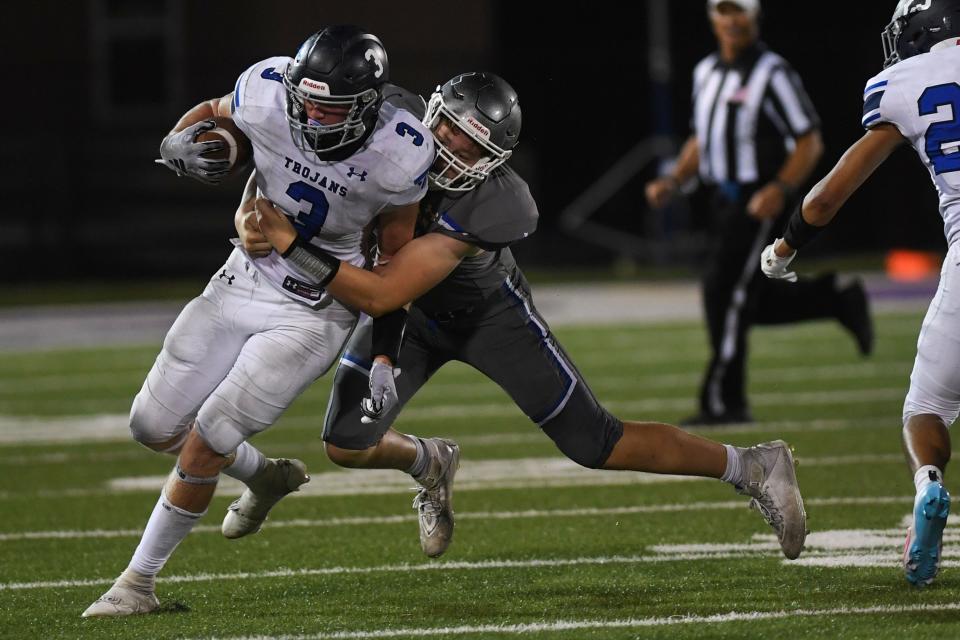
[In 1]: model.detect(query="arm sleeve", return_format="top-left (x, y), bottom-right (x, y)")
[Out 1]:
top-left (371, 308), bottom-right (407, 363)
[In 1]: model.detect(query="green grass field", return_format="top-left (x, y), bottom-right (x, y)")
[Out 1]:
top-left (1, 309), bottom-right (957, 639)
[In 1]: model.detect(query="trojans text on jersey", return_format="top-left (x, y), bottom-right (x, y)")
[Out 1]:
top-left (283, 156), bottom-right (350, 198)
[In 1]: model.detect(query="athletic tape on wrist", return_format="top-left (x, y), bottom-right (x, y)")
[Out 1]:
top-left (782, 203), bottom-right (824, 250)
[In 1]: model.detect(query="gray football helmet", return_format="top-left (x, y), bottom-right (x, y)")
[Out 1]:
top-left (422, 72), bottom-right (521, 191)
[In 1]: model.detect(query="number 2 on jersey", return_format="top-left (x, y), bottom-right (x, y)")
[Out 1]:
top-left (285, 181), bottom-right (330, 239)
top-left (919, 83), bottom-right (960, 175)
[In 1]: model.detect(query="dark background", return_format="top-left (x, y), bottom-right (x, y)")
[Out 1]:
top-left (1, 0), bottom-right (945, 284)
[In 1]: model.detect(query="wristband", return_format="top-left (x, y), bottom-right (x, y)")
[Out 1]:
top-left (371, 308), bottom-right (408, 363)
top-left (281, 236), bottom-right (341, 287)
top-left (782, 203), bottom-right (824, 250)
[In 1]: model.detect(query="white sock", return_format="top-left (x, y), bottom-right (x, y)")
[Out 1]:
top-left (405, 435), bottom-right (429, 479)
top-left (221, 441), bottom-right (267, 483)
top-left (720, 444), bottom-right (744, 486)
top-left (128, 494), bottom-right (206, 577)
top-left (915, 465), bottom-right (944, 493)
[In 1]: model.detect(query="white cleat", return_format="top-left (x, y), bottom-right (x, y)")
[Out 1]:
top-left (737, 440), bottom-right (807, 560)
top-left (81, 569), bottom-right (159, 618)
top-left (222, 458), bottom-right (310, 539)
top-left (412, 438), bottom-right (460, 558)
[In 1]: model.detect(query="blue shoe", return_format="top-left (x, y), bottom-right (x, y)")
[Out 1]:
top-left (903, 482), bottom-right (950, 586)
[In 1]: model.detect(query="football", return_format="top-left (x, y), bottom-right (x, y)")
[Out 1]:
top-left (195, 116), bottom-right (252, 173)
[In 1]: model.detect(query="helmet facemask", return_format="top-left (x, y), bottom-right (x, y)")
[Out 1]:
top-left (881, 13), bottom-right (906, 67)
top-left (422, 91), bottom-right (512, 192)
top-left (283, 69), bottom-right (381, 157)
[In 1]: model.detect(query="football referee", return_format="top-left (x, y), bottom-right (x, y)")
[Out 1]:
top-left (645, 0), bottom-right (873, 425)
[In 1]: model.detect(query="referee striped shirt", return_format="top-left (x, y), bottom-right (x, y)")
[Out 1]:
top-left (691, 42), bottom-right (820, 186)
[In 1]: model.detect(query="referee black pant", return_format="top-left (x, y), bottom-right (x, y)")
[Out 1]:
top-left (698, 184), bottom-right (840, 419)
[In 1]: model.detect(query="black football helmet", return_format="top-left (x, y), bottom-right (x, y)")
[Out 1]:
top-left (422, 72), bottom-right (521, 191)
top-left (283, 26), bottom-right (389, 159)
top-left (882, 0), bottom-right (960, 67)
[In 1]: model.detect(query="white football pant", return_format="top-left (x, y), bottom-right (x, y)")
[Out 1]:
top-left (903, 241), bottom-right (960, 428)
top-left (130, 248), bottom-right (357, 453)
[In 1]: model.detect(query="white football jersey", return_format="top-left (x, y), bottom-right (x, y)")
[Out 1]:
top-left (862, 44), bottom-right (960, 246)
top-left (230, 56), bottom-right (434, 306)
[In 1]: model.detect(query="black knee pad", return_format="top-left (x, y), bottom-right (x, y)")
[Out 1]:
top-left (539, 384), bottom-right (623, 469)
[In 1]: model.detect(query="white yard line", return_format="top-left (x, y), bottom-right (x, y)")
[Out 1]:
top-left (0, 452), bottom-right (908, 501)
top-left (0, 495), bottom-right (916, 542)
top-left (191, 603), bottom-right (960, 640)
top-left (12, 550), bottom-right (936, 592)
top-left (105, 456), bottom-right (706, 496)
top-left (653, 532), bottom-right (960, 555)
top-left (0, 554), bottom-right (751, 591)
top-left (0, 414), bottom-right (134, 445)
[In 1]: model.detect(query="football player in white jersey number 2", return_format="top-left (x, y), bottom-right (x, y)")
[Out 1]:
top-left (81, 25), bottom-right (434, 617)
top-left (761, 0), bottom-right (960, 586)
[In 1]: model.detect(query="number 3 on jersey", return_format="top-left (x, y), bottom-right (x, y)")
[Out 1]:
top-left (285, 181), bottom-right (329, 239)
top-left (395, 122), bottom-right (424, 146)
top-left (919, 83), bottom-right (960, 175)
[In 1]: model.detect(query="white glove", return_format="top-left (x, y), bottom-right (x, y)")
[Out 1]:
top-left (360, 360), bottom-right (401, 424)
top-left (760, 242), bottom-right (798, 282)
top-left (156, 120), bottom-right (230, 184)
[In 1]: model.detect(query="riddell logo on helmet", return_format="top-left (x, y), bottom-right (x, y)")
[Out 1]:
top-left (300, 78), bottom-right (331, 96)
top-left (465, 117), bottom-right (491, 141)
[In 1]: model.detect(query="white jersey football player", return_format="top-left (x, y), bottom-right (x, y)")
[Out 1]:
top-left (760, 0), bottom-right (960, 586)
top-left (82, 25), bottom-right (434, 617)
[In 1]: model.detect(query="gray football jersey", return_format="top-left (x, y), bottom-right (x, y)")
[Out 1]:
top-left (414, 165), bottom-right (539, 315)
top-left (381, 83), bottom-right (539, 313)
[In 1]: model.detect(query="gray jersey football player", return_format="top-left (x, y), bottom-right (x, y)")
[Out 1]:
top-left (254, 71), bottom-right (810, 565)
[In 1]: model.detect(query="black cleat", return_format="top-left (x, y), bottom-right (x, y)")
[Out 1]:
top-left (837, 281), bottom-right (874, 356)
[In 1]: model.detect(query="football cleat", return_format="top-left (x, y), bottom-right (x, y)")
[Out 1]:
top-left (837, 280), bottom-right (874, 357)
top-left (221, 458), bottom-right (309, 539)
top-left (904, 482), bottom-right (951, 586)
top-left (736, 440), bottom-right (807, 560)
top-left (81, 569), bottom-right (159, 618)
top-left (412, 438), bottom-right (460, 558)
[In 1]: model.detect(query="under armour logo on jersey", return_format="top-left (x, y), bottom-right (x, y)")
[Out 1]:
top-left (218, 269), bottom-right (235, 285)
top-left (347, 167), bottom-right (368, 181)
